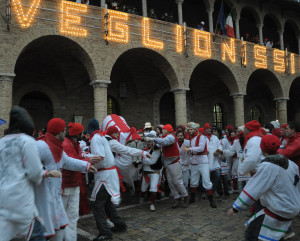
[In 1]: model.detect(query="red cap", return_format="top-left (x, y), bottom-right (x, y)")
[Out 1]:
top-left (47, 118), bottom-right (66, 135)
top-left (260, 135), bottom-right (281, 155)
top-left (203, 123), bottom-right (212, 130)
top-left (225, 124), bottom-right (234, 131)
top-left (68, 123), bottom-right (84, 136)
top-left (238, 131), bottom-right (244, 138)
top-left (281, 124), bottom-right (288, 129)
top-left (198, 128), bottom-right (204, 134)
top-left (245, 120), bottom-right (261, 131)
top-left (107, 126), bottom-right (119, 135)
top-left (163, 124), bottom-right (173, 133)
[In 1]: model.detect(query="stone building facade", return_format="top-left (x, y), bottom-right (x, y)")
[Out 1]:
top-left (0, 0), bottom-right (300, 135)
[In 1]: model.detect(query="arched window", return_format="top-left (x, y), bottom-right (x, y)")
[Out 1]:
top-left (251, 105), bottom-right (262, 123)
top-left (107, 96), bottom-right (120, 115)
top-left (213, 104), bottom-right (223, 129)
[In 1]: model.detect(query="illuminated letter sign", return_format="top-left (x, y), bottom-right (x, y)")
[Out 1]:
top-left (11, 0), bottom-right (41, 28)
top-left (254, 45), bottom-right (267, 69)
top-left (176, 25), bottom-right (184, 53)
top-left (142, 18), bottom-right (164, 49)
top-left (194, 30), bottom-right (211, 58)
top-left (60, 1), bottom-right (87, 37)
top-left (107, 10), bottom-right (129, 43)
top-left (290, 53), bottom-right (295, 74)
top-left (222, 38), bottom-right (236, 63)
top-left (273, 49), bottom-right (285, 72)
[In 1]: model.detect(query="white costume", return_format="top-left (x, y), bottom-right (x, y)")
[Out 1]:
top-left (221, 136), bottom-right (234, 178)
top-left (233, 156), bottom-right (300, 241)
top-left (177, 139), bottom-right (191, 188)
top-left (0, 134), bottom-right (44, 241)
top-left (239, 136), bottom-right (264, 176)
top-left (206, 135), bottom-right (222, 172)
top-left (35, 140), bottom-right (91, 238)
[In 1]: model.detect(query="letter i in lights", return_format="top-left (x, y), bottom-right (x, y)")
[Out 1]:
top-left (290, 53), bottom-right (295, 74)
top-left (254, 45), bottom-right (267, 69)
top-left (222, 38), bottom-right (236, 63)
top-left (176, 25), bottom-right (184, 53)
top-left (107, 9), bottom-right (129, 43)
top-left (193, 30), bottom-right (211, 58)
top-left (11, 0), bottom-right (41, 28)
top-left (273, 49), bottom-right (285, 72)
top-left (142, 18), bottom-right (164, 49)
top-left (60, 1), bottom-right (88, 37)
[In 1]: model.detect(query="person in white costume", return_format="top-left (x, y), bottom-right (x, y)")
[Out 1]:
top-left (183, 122), bottom-right (217, 208)
top-left (87, 119), bottom-right (128, 241)
top-left (0, 106), bottom-right (60, 241)
top-left (228, 135), bottom-right (300, 241)
top-left (35, 118), bottom-right (97, 240)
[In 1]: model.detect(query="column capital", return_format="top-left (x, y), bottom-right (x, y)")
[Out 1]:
top-left (0, 73), bottom-right (15, 82)
top-left (90, 80), bottom-right (111, 88)
top-left (256, 24), bottom-right (264, 28)
top-left (274, 97), bottom-right (289, 102)
top-left (171, 87), bottom-right (189, 93)
top-left (231, 93), bottom-right (245, 98)
top-left (175, 0), bottom-right (184, 4)
top-left (206, 8), bottom-right (214, 13)
top-left (277, 29), bottom-right (284, 35)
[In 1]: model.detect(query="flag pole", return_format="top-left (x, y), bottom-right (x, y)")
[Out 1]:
top-left (214, 0), bottom-right (223, 34)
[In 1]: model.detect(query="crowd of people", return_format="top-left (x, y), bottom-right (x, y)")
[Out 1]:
top-left (242, 32), bottom-right (282, 49)
top-left (0, 105), bottom-right (300, 241)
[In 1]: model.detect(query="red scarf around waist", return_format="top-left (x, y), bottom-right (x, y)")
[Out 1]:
top-left (244, 131), bottom-right (263, 148)
top-left (39, 132), bottom-right (63, 163)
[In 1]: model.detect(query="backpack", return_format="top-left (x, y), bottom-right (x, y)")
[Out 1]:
top-left (149, 145), bottom-right (163, 170)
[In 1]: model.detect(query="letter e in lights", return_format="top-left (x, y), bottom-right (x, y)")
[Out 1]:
top-left (142, 18), bottom-right (164, 49)
top-left (60, 1), bottom-right (88, 37)
top-left (273, 49), bottom-right (285, 73)
top-left (290, 53), bottom-right (295, 74)
top-left (222, 38), bottom-right (236, 63)
top-left (254, 45), bottom-right (267, 69)
top-left (107, 9), bottom-right (129, 43)
top-left (194, 30), bottom-right (211, 58)
top-left (11, 0), bottom-right (41, 28)
top-left (176, 25), bottom-right (184, 53)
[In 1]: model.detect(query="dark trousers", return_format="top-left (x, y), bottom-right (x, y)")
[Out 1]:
top-left (30, 219), bottom-right (46, 241)
top-left (218, 174), bottom-right (230, 194)
top-left (210, 169), bottom-right (221, 192)
top-left (90, 186), bottom-right (126, 237)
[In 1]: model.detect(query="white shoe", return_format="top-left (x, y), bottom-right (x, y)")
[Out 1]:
top-left (106, 219), bottom-right (115, 228)
top-left (139, 197), bottom-right (144, 204)
top-left (150, 204), bottom-right (155, 211)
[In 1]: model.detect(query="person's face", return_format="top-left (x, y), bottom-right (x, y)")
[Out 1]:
top-left (281, 127), bottom-right (287, 137)
top-left (57, 129), bottom-right (66, 141)
top-left (244, 128), bottom-right (250, 137)
top-left (138, 132), bottom-right (144, 139)
top-left (176, 132), bottom-right (184, 141)
top-left (231, 131), bottom-right (236, 138)
top-left (285, 125), bottom-right (296, 137)
top-left (156, 127), bottom-right (161, 134)
top-left (212, 129), bottom-right (218, 136)
top-left (205, 128), bottom-right (211, 135)
top-left (225, 129), bottom-right (229, 135)
top-left (112, 132), bottom-right (119, 139)
top-left (162, 129), bottom-right (168, 135)
top-left (188, 128), bottom-right (196, 136)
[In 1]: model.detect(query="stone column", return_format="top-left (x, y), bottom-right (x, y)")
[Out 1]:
top-left (297, 36), bottom-right (300, 55)
top-left (91, 80), bottom-right (110, 124)
top-left (278, 30), bottom-right (284, 50)
top-left (232, 94), bottom-right (245, 127)
top-left (257, 24), bottom-right (264, 45)
top-left (234, 17), bottom-right (240, 39)
top-left (176, 0), bottom-right (184, 25)
top-left (0, 73), bottom-right (14, 137)
top-left (207, 9), bottom-right (214, 33)
top-left (101, 0), bottom-right (105, 7)
top-left (275, 98), bottom-right (288, 124)
top-left (142, 0), bottom-right (147, 17)
top-left (172, 88), bottom-right (188, 126)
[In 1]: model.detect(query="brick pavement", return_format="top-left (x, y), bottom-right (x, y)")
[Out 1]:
top-left (77, 194), bottom-right (300, 241)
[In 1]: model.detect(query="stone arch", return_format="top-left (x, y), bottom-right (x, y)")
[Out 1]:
top-left (240, 6), bottom-right (262, 25)
top-left (110, 48), bottom-right (180, 90)
top-left (3, 30), bottom-right (98, 81)
top-left (288, 77), bottom-right (300, 121)
top-left (153, 87), bottom-right (170, 126)
top-left (189, 59), bottom-right (240, 95)
top-left (284, 19), bottom-right (300, 36)
top-left (263, 13), bottom-right (283, 31)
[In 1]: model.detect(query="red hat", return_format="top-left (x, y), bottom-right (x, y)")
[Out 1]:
top-left (163, 124), bottom-right (173, 133)
top-left (47, 118), bottom-right (66, 135)
top-left (198, 128), bottom-right (204, 134)
top-left (107, 126), bottom-right (119, 135)
top-left (238, 131), bottom-right (244, 138)
top-left (245, 120), bottom-right (261, 131)
top-left (225, 124), bottom-right (234, 131)
top-left (281, 124), bottom-right (288, 129)
top-left (68, 123), bottom-right (84, 136)
top-left (203, 123), bottom-right (212, 130)
top-left (260, 135), bottom-right (281, 155)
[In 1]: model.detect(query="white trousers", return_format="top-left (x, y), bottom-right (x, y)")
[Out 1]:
top-left (61, 186), bottom-right (80, 241)
top-left (190, 163), bottom-right (212, 190)
top-left (141, 172), bottom-right (160, 192)
top-left (165, 162), bottom-right (188, 199)
top-left (182, 169), bottom-right (190, 188)
top-left (231, 158), bottom-right (239, 178)
top-left (119, 165), bottom-right (137, 189)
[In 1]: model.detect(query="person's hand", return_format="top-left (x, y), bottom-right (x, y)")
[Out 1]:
top-left (89, 156), bottom-right (104, 164)
top-left (47, 170), bottom-right (62, 178)
top-left (146, 153), bottom-right (152, 159)
top-left (227, 208), bottom-right (235, 217)
top-left (213, 150), bottom-right (219, 156)
top-left (217, 149), bottom-right (223, 154)
top-left (88, 165), bottom-right (97, 173)
top-left (182, 146), bottom-right (190, 152)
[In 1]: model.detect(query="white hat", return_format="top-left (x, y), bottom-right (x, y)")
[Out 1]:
top-left (144, 122), bottom-right (152, 129)
top-left (201, 21), bottom-right (205, 25)
top-left (187, 122), bottom-right (198, 130)
top-left (238, 126), bottom-right (245, 132)
top-left (270, 121), bottom-right (280, 129)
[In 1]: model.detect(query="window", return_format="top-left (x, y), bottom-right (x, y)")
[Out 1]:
top-left (213, 104), bottom-right (223, 129)
top-left (251, 105), bottom-right (262, 123)
top-left (107, 96), bottom-right (120, 115)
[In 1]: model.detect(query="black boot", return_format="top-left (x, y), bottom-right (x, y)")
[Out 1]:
top-left (189, 193), bottom-right (196, 204)
top-left (208, 195), bottom-right (217, 208)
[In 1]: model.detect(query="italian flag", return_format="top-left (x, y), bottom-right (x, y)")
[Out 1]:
top-left (226, 13), bottom-right (235, 38)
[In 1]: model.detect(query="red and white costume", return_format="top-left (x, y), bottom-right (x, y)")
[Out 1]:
top-left (177, 139), bottom-right (191, 188)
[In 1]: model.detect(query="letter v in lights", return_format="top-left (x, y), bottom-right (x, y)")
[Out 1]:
top-left (11, 0), bottom-right (41, 28)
